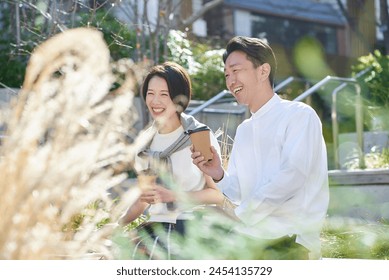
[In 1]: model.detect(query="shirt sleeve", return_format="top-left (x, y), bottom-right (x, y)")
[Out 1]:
top-left (217, 133), bottom-right (242, 204)
top-left (235, 108), bottom-right (326, 225)
top-left (210, 131), bottom-right (243, 201)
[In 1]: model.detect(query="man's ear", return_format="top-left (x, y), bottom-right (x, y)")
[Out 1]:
top-left (260, 63), bottom-right (271, 80)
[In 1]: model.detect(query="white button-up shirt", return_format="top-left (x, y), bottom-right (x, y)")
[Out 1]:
top-left (218, 94), bottom-right (329, 259)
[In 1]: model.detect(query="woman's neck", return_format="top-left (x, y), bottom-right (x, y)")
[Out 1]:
top-left (156, 114), bottom-right (181, 134)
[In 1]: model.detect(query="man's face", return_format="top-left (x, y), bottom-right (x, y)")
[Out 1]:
top-left (224, 51), bottom-right (262, 108)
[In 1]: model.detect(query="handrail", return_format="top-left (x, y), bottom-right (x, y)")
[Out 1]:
top-left (273, 76), bottom-right (310, 92)
top-left (331, 83), bottom-right (364, 169)
top-left (274, 76), bottom-right (295, 92)
top-left (294, 76), bottom-right (357, 101)
top-left (294, 76), bottom-right (362, 168)
top-left (294, 67), bottom-right (372, 102)
top-left (295, 67), bottom-right (372, 169)
top-left (0, 84), bottom-right (19, 95)
top-left (330, 66), bottom-right (372, 169)
top-left (188, 89), bottom-right (230, 116)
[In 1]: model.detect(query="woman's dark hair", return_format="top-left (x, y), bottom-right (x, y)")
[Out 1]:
top-left (141, 61), bottom-right (191, 114)
top-left (223, 36), bottom-right (277, 87)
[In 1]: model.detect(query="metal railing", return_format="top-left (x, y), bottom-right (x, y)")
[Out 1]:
top-left (274, 76), bottom-right (295, 92)
top-left (188, 89), bottom-right (230, 116)
top-left (294, 76), bottom-right (363, 169)
top-left (331, 83), bottom-right (362, 169)
top-left (274, 76), bottom-right (309, 92)
top-left (293, 68), bottom-right (371, 169)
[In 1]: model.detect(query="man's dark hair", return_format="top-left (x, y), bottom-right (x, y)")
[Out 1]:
top-left (223, 36), bottom-right (277, 87)
top-left (141, 61), bottom-right (191, 113)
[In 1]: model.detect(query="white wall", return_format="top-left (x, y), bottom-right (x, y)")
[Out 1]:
top-left (192, 0), bottom-right (207, 37)
top-left (113, 0), bottom-right (158, 33)
top-left (233, 10), bottom-right (251, 36)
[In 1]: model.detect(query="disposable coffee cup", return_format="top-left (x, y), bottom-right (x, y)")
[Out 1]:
top-left (137, 170), bottom-right (157, 190)
top-left (186, 126), bottom-right (212, 161)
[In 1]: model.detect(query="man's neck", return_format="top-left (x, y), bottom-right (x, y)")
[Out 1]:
top-left (250, 90), bottom-right (275, 113)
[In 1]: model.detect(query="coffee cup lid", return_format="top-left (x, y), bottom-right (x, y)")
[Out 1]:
top-left (184, 125), bottom-right (210, 135)
top-left (138, 168), bottom-right (156, 176)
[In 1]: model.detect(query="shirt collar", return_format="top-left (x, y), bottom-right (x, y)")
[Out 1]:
top-left (251, 94), bottom-right (280, 119)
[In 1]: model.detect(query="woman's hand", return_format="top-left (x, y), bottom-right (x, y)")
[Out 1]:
top-left (140, 184), bottom-right (176, 204)
top-left (139, 189), bottom-right (157, 204)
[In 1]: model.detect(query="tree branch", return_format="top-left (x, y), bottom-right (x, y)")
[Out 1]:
top-left (178, 0), bottom-right (223, 29)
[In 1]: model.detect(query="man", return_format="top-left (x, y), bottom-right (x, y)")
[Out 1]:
top-left (191, 36), bottom-right (329, 259)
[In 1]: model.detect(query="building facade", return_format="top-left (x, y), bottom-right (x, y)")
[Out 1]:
top-left (201, 0), bottom-right (379, 79)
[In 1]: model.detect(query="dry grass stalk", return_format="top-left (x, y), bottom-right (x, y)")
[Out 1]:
top-left (215, 123), bottom-right (234, 170)
top-left (0, 27), bottom-right (147, 259)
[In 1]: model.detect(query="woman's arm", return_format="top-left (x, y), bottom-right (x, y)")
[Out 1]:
top-left (119, 198), bottom-right (149, 225)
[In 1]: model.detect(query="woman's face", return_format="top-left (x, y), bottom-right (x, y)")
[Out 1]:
top-left (145, 76), bottom-right (179, 129)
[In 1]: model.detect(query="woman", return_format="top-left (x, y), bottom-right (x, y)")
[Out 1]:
top-left (120, 62), bottom-right (224, 259)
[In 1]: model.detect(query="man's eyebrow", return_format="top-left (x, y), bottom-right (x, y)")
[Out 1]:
top-left (224, 63), bottom-right (240, 72)
top-left (228, 63), bottom-right (241, 68)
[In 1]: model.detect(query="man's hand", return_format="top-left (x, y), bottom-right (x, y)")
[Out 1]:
top-left (191, 145), bottom-right (224, 182)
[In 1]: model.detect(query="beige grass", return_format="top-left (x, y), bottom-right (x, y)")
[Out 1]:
top-left (0, 28), bottom-right (148, 259)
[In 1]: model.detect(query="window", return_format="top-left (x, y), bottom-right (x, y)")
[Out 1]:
top-left (251, 14), bottom-right (338, 54)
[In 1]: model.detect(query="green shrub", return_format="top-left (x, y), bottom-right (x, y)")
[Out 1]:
top-left (167, 30), bottom-right (225, 100)
top-left (0, 49), bottom-right (26, 88)
top-left (352, 50), bottom-right (389, 108)
top-left (75, 10), bottom-right (138, 61)
top-left (191, 47), bottom-right (226, 100)
top-left (321, 218), bottom-right (389, 259)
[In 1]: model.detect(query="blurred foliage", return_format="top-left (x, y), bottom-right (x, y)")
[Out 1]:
top-left (344, 147), bottom-right (389, 170)
top-left (123, 214), bottom-right (149, 232)
top-left (0, 10), bottom-right (29, 88)
top-left (62, 200), bottom-right (112, 233)
top-left (353, 50), bottom-right (389, 108)
top-left (321, 218), bottom-right (389, 259)
top-left (114, 208), bottom-right (389, 260)
top-left (293, 36), bottom-right (334, 81)
top-left (352, 50), bottom-right (389, 131)
top-left (167, 30), bottom-right (195, 71)
top-left (0, 48), bottom-right (26, 88)
top-left (113, 208), bottom-right (297, 260)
